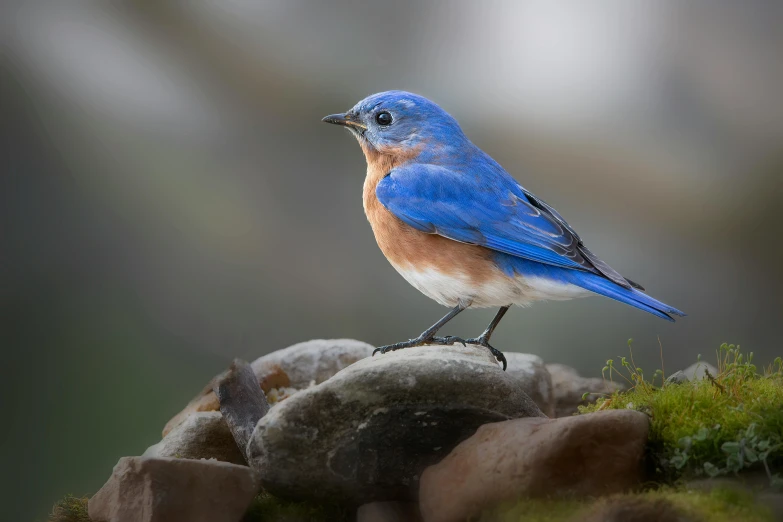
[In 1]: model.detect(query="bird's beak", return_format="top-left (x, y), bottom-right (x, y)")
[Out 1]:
top-left (322, 113), bottom-right (367, 131)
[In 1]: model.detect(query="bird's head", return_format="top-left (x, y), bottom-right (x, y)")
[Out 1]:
top-left (322, 91), bottom-right (467, 163)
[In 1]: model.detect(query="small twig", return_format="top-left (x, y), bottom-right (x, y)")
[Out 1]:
top-left (705, 369), bottom-right (725, 394)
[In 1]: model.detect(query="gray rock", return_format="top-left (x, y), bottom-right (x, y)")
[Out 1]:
top-left (681, 361), bottom-right (720, 381)
top-left (143, 412), bottom-right (245, 465)
top-left (665, 370), bottom-right (689, 385)
top-left (546, 363), bottom-right (623, 417)
top-left (419, 410), bottom-right (650, 522)
top-left (214, 359), bottom-right (270, 461)
top-left (163, 339), bottom-right (372, 436)
top-left (88, 456), bottom-right (260, 522)
top-left (505, 353), bottom-right (554, 416)
top-left (247, 344), bottom-right (544, 504)
top-left (251, 338), bottom-right (375, 388)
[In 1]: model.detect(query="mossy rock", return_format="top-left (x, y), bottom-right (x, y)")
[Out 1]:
top-left (580, 343), bottom-right (783, 485)
top-left (48, 495), bottom-right (90, 522)
top-left (483, 487), bottom-right (776, 522)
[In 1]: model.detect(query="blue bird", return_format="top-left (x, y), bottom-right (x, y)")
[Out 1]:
top-left (322, 91), bottom-right (685, 370)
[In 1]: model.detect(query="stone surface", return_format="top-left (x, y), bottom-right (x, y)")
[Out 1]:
top-left (665, 370), bottom-right (689, 385)
top-left (88, 456), bottom-right (260, 522)
top-left (163, 339), bottom-right (372, 436)
top-left (419, 410), bottom-right (650, 522)
top-left (214, 359), bottom-right (270, 461)
top-left (505, 352), bottom-right (554, 416)
top-left (546, 363), bottom-right (623, 417)
top-left (681, 361), bottom-right (720, 381)
top-left (248, 344), bottom-right (544, 504)
top-left (251, 338), bottom-right (375, 388)
top-left (357, 501), bottom-right (423, 522)
top-left (143, 411), bottom-right (245, 465)
top-left (163, 363), bottom-right (287, 437)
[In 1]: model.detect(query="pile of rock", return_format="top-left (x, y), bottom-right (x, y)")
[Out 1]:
top-left (87, 338), bottom-right (640, 522)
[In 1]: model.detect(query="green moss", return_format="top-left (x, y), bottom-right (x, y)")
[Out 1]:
top-left (241, 491), bottom-right (352, 522)
top-left (580, 343), bottom-right (783, 484)
top-left (482, 488), bottom-right (775, 522)
top-left (48, 495), bottom-right (90, 522)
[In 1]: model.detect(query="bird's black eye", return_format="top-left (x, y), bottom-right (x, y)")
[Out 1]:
top-left (375, 111), bottom-right (393, 126)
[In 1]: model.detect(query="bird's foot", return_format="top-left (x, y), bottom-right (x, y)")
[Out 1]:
top-left (373, 335), bottom-right (466, 356)
top-left (464, 336), bottom-right (507, 371)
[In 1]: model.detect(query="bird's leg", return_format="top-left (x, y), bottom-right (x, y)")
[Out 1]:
top-left (465, 306), bottom-right (510, 371)
top-left (373, 303), bottom-right (468, 356)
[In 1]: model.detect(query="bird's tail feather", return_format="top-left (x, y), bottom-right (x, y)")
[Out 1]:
top-left (569, 272), bottom-right (686, 321)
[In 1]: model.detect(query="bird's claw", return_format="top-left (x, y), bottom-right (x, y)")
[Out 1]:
top-left (465, 337), bottom-right (508, 371)
top-left (431, 335), bottom-right (467, 346)
top-left (373, 334), bottom-right (467, 357)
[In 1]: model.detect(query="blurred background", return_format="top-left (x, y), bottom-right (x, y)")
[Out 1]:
top-left (2, 1), bottom-right (782, 519)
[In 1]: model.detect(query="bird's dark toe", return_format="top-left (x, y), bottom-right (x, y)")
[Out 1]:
top-left (431, 335), bottom-right (467, 346)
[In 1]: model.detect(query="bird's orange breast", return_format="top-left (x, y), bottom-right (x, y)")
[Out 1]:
top-left (361, 145), bottom-right (499, 291)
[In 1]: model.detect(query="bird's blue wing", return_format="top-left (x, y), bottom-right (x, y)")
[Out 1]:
top-left (376, 162), bottom-right (634, 288)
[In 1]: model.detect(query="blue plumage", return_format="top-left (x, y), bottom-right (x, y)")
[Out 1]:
top-left (323, 91), bottom-right (685, 368)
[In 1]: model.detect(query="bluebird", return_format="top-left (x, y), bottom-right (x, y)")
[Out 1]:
top-left (322, 91), bottom-right (684, 370)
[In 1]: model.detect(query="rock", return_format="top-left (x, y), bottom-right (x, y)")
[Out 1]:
top-left (88, 456), bottom-right (260, 522)
top-left (546, 363), bottom-right (623, 417)
top-left (251, 338), bottom-right (375, 388)
top-left (214, 359), bottom-right (270, 461)
top-left (248, 344), bottom-right (544, 505)
top-left (143, 411), bottom-right (245, 465)
top-left (357, 501), bottom-right (423, 522)
top-left (665, 370), bottom-right (689, 385)
top-left (163, 339), bottom-right (373, 436)
top-left (505, 353), bottom-right (554, 416)
top-left (163, 363), bottom-right (287, 437)
top-left (419, 410), bottom-right (649, 522)
top-left (681, 361), bottom-right (720, 381)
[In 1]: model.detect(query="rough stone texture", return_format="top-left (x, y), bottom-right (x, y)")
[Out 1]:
top-left (163, 363), bottom-right (287, 437)
top-left (214, 359), bottom-right (270, 461)
top-left (681, 361), bottom-right (720, 381)
top-left (251, 338), bottom-right (375, 388)
top-left (248, 344), bottom-right (544, 505)
top-left (546, 363), bottom-right (623, 417)
top-left (357, 501), bottom-right (423, 522)
top-left (505, 352), bottom-right (554, 416)
top-left (143, 411), bottom-right (245, 465)
top-left (163, 339), bottom-right (372, 436)
top-left (88, 456), bottom-right (260, 522)
top-left (665, 370), bottom-right (689, 385)
top-left (419, 410), bottom-right (650, 522)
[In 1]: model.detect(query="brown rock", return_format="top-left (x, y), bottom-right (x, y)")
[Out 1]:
top-left (546, 363), bottom-right (623, 417)
top-left (419, 410), bottom-right (650, 522)
top-left (143, 411), bottom-right (245, 465)
top-left (88, 456), bottom-right (260, 522)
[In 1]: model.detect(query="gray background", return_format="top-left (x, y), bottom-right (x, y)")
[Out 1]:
top-left (2, 1), bottom-right (782, 520)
